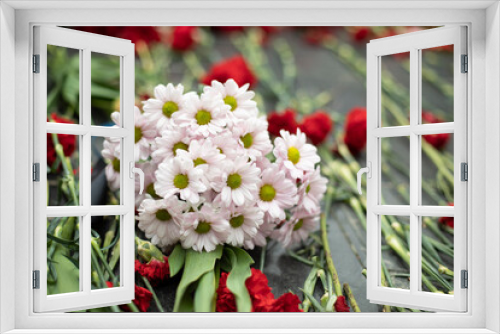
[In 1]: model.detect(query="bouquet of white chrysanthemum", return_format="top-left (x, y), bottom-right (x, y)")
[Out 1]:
top-left (102, 79), bottom-right (327, 253)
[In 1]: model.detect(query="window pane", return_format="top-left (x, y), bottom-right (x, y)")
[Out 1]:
top-left (381, 136), bottom-right (410, 205)
top-left (91, 52), bottom-right (121, 127)
top-left (91, 215), bottom-right (121, 290)
top-left (47, 45), bottom-right (81, 124)
top-left (92, 136), bottom-right (121, 205)
top-left (380, 215), bottom-right (410, 290)
top-left (421, 45), bottom-right (454, 123)
top-left (47, 216), bottom-right (81, 295)
top-left (380, 52), bottom-right (410, 127)
top-left (47, 133), bottom-right (80, 206)
top-left (420, 216), bottom-right (454, 294)
top-left (421, 134), bottom-right (454, 206)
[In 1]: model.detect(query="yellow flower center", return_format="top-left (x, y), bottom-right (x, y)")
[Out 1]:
top-left (193, 157), bottom-right (207, 166)
top-left (306, 184), bottom-right (311, 193)
top-left (162, 101), bottom-right (179, 118)
top-left (293, 219), bottom-right (304, 231)
top-left (135, 126), bottom-right (143, 144)
top-left (195, 221), bottom-right (211, 234)
top-left (156, 209), bottom-right (172, 221)
top-left (229, 215), bottom-right (245, 228)
top-left (112, 158), bottom-right (120, 172)
top-left (287, 146), bottom-right (301, 164)
top-left (259, 184), bottom-right (276, 202)
top-left (223, 95), bottom-right (238, 111)
top-left (173, 142), bottom-right (188, 155)
top-left (173, 174), bottom-right (189, 189)
top-left (195, 109), bottom-right (212, 125)
top-left (241, 133), bottom-right (253, 149)
top-left (227, 173), bottom-right (242, 189)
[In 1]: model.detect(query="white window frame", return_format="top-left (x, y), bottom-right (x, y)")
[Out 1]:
top-left (366, 26), bottom-right (467, 312)
top-left (33, 26), bottom-right (136, 312)
top-left (1, 1), bottom-right (499, 333)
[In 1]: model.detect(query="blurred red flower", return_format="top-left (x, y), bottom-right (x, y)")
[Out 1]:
top-left (299, 111), bottom-right (333, 145)
top-left (171, 26), bottom-right (198, 51)
top-left (46, 114), bottom-right (77, 167)
top-left (343, 107), bottom-right (367, 155)
top-left (422, 111), bottom-right (450, 150)
top-left (334, 295), bottom-right (351, 312)
top-left (201, 55), bottom-right (257, 88)
top-left (106, 282), bottom-right (153, 312)
top-left (216, 268), bottom-right (301, 312)
top-left (135, 256), bottom-right (170, 287)
top-left (267, 109), bottom-right (298, 137)
top-left (438, 203), bottom-right (454, 228)
top-left (303, 27), bottom-right (335, 45)
top-left (74, 27), bottom-right (161, 46)
top-left (349, 27), bottom-right (372, 42)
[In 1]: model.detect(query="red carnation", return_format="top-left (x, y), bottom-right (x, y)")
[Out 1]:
top-left (350, 27), bottom-right (371, 42)
top-left (215, 26), bottom-right (245, 34)
top-left (438, 203), bottom-right (454, 228)
top-left (334, 295), bottom-right (351, 312)
top-left (299, 111), bottom-right (333, 145)
top-left (267, 109), bottom-right (298, 137)
top-left (106, 282), bottom-right (153, 312)
top-left (303, 27), bottom-right (335, 45)
top-left (268, 292), bottom-right (302, 312)
top-left (135, 256), bottom-right (170, 287)
top-left (201, 55), bottom-right (257, 87)
top-left (47, 114), bottom-right (77, 167)
top-left (344, 107), bottom-right (367, 155)
top-left (171, 26), bottom-right (198, 52)
top-left (422, 111), bottom-right (450, 150)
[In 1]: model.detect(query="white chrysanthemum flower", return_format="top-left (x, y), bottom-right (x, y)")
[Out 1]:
top-left (273, 207), bottom-right (320, 248)
top-left (102, 137), bottom-right (122, 191)
top-left (298, 167), bottom-right (328, 214)
top-left (111, 107), bottom-right (156, 162)
top-left (256, 164), bottom-right (298, 220)
top-left (136, 197), bottom-right (188, 247)
top-left (180, 203), bottom-right (229, 252)
top-left (203, 79), bottom-right (258, 124)
top-left (210, 130), bottom-right (242, 160)
top-left (174, 93), bottom-right (229, 137)
top-left (226, 204), bottom-right (264, 248)
top-left (211, 156), bottom-right (261, 207)
top-left (155, 156), bottom-right (207, 204)
top-left (143, 83), bottom-right (190, 133)
top-left (273, 129), bottom-right (320, 180)
top-left (151, 125), bottom-right (191, 164)
top-left (135, 161), bottom-right (160, 207)
top-left (233, 117), bottom-right (273, 160)
top-left (250, 214), bottom-right (277, 248)
top-left (255, 156), bottom-right (272, 171)
top-left (175, 138), bottom-right (225, 186)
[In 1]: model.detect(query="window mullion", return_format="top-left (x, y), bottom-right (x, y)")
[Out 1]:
top-left (409, 48), bottom-right (421, 294)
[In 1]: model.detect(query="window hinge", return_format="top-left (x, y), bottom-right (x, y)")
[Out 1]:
top-left (461, 270), bottom-right (468, 289)
top-left (33, 163), bottom-right (40, 182)
top-left (461, 162), bottom-right (468, 181)
top-left (33, 270), bottom-right (40, 289)
top-left (461, 54), bottom-right (468, 73)
top-left (33, 54), bottom-right (40, 73)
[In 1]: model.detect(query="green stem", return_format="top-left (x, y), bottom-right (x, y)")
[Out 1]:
top-left (141, 275), bottom-right (165, 312)
top-left (343, 283), bottom-right (361, 312)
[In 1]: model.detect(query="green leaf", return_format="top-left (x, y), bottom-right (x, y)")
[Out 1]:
top-left (47, 250), bottom-right (79, 295)
top-left (225, 247), bottom-right (254, 312)
top-left (168, 244), bottom-right (186, 277)
top-left (194, 269), bottom-right (217, 312)
top-left (173, 246), bottom-right (223, 312)
top-left (91, 83), bottom-right (119, 100)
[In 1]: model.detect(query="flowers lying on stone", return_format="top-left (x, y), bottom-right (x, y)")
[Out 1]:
top-left (102, 80), bottom-right (328, 252)
top-left (216, 268), bottom-right (302, 312)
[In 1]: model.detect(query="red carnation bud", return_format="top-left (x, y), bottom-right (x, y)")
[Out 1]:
top-left (135, 255), bottom-right (170, 287)
top-left (438, 203), bottom-right (454, 228)
top-left (422, 111), bottom-right (450, 150)
top-left (106, 282), bottom-right (153, 312)
top-left (267, 109), bottom-right (298, 137)
top-left (268, 292), bottom-right (303, 312)
top-left (47, 114), bottom-right (77, 167)
top-left (299, 111), bottom-right (333, 145)
top-left (334, 295), bottom-right (351, 312)
top-left (201, 55), bottom-right (257, 88)
top-left (171, 26), bottom-right (198, 52)
top-left (343, 107), bottom-right (367, 155)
